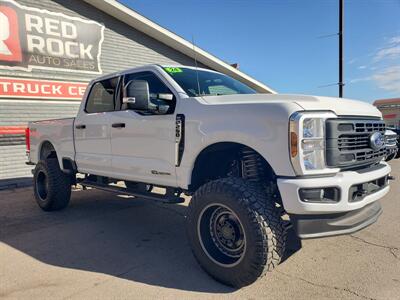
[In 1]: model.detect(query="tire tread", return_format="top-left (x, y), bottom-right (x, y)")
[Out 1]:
top-left (187, 177), bottom-right (286, 287)
top-left (33, 158), bottom-right (71, 211)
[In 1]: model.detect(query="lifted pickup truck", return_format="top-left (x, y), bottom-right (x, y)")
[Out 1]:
top-left (27, 65), bottom-right (391, 287)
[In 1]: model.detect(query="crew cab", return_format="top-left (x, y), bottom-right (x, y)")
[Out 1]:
top-left (26, 65), bottom-right (392, 287)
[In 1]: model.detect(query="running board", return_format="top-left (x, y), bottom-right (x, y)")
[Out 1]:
top-left (79, 181), bottom-right (185, 204)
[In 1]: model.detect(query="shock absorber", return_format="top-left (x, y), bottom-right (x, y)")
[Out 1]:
top-left (241, 147), bottom-right (281, 204)
top-left (241, 147), bottom-right (266, 182)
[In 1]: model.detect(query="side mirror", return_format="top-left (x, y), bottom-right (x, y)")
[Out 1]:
top-left (158, 93), bottom-right (174, 101)
top-left (157, 104), bottom-right (170, 115)
top-left (123, 80), bottom-right (152, 111)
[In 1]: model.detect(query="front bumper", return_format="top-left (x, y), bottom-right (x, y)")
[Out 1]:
top-left (290, 201), bottom-right (382, 239)
top-left (277, 162), bottom-right (390, 214)
top-left (277, 162), bottom-right (391, 238)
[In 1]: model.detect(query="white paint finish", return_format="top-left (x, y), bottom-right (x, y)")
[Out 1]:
top-left (29, 117), bottom-right (75, 169)
top-left (74, 112), bottom-right (112, 175)
top-left (107, 109), bottom-right (177, 186)
top-left (175, 97), bottom-right (303, 187)
top-left (201, 93), bottom-right (382, 118)
top-left (277, 162), bottom-right (391, 214)
top-left (29, 71), bottom-right (384, 184)
top-left (292, 95), bottom-right (382, 118)
top-left (28, 65), bottom-right (389, 219)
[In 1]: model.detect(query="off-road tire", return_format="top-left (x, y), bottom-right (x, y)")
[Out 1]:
top-left (33, 158), bottom-right (71, 211)
top-left (186, 178), bottom-right (286, 287)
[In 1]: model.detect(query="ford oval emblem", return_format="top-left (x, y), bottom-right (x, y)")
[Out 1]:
top-left (369, 132), bottom-right (385, 151)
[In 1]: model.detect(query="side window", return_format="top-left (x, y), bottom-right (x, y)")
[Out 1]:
top-left (123, 71), bottom-right (176, 114)
top-left (86, 77), bottom-right (119, 113)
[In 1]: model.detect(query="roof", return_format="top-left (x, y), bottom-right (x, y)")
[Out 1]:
top-left (93, 64), bottom-right (220, 81)
top-left (82, 0), bottom-right (276, 94)
top-left (373, 98), bottom-right (400, 106)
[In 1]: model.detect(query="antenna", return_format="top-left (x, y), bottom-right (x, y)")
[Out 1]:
top-left (338, 0), bottom-right (345, 97)
top-left (192, 35), bottom-right (201, 96)
top-left (315, 0), bottom-right (345, 97)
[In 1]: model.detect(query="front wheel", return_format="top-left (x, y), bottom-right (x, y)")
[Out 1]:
top-left (186, 178), bottom-right (286, 287)
top-left (33, 158), bottom-right (71, 211)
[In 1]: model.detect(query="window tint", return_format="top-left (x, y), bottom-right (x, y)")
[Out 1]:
top-left (123, 71), bottom-right (175, 113)
top-left (86, 77), bottom-right (119, 113)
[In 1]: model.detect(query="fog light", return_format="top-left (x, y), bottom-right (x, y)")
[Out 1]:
top-left (299, 187), bottom-right (340, 203)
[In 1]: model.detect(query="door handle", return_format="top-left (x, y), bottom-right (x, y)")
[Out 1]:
top-left (112, 123), bottom-right (126, 128)
top-left (75, 124), bottom-right (86, 129)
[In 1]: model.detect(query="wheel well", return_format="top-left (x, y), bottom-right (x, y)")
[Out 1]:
top-left (62, 158), bottom-right (77, 173)
top-left (40, 141), bottom-right (57, 160)
top-left (189, 142), bottom-right (276, 192)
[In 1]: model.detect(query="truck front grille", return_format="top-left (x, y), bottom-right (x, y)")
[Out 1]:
top-left (338, 134), bottom-right (370, 151)
top-left (326, 118), bottom-right (386, 170)
top-left (353, 122), bottom-right (385, 133)
top-left (385, 134), bottom-right (397, 148)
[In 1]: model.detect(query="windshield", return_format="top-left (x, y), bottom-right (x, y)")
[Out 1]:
top-left (163, 67), bottom-right (257, 97)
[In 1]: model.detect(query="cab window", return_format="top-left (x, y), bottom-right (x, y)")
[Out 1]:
top-left (123, 71), bottom-right (176, 114)
top-left (86, 77), bottom-right (119, 113)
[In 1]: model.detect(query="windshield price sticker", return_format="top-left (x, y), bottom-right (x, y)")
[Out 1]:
top-left (164, 67), bottom-right (183, 74)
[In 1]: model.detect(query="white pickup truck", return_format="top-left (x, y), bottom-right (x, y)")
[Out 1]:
top-left (27, 64), bottom-right (391, 287)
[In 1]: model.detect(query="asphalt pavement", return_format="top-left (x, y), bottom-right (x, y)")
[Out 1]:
top-left (0, 161), bottom-right (399, 299)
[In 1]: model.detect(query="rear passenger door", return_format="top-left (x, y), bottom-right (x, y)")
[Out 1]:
top-left (74, 77), bottom-right (120, 176)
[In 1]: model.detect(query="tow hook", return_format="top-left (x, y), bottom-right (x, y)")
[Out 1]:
top-left (388, 175), bottom-right (395, 181)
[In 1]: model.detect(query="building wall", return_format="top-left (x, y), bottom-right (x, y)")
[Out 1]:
top-left (0, 0), bottom-right (202, 181)
top-left (374, 102), bottom-right (400, 129)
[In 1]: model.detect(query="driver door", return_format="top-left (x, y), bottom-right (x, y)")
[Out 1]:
top-left (107, 71), bottom-right (178, 187)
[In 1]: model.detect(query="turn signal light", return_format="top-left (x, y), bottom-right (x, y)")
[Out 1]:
top-left (290, 132), bottom-right (298, 157)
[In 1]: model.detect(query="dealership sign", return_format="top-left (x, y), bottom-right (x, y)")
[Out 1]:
top-left (0, 0), bottom-right (104, 74)
top-left (0, 77), bottom-right (87, 100)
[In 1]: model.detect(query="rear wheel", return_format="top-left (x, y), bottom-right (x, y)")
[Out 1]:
top-left (33, 158), bottom-right (71, 211)
top-left (186, 178), bottom-right (286, 287)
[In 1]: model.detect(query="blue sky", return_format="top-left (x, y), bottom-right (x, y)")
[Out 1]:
top-left (121, 0), bottom-right (400, 103)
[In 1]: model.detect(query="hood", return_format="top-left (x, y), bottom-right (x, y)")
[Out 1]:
top-left (200, 94), bottom-right (382, 118)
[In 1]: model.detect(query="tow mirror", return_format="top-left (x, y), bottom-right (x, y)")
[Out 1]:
top-left (158, 93), bottom-right (174, 101)
top-left (157, 104), bottom-right (170, 114)
top-left (123, 80), bottom-right (152, 111)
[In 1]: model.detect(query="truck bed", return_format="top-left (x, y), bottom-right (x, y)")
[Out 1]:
top-left (28, 118), bottom-right (76, 166)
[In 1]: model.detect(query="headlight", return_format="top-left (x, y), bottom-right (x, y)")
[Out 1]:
top-left (289, 111), bottom-right (340, 175)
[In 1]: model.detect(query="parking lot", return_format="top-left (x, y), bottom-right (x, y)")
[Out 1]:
top-left (0, 161), bottom-right (399, 300)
